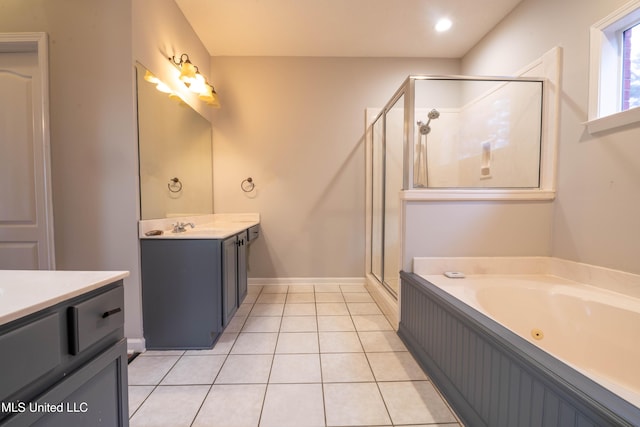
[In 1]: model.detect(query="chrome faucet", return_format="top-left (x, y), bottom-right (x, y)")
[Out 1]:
top-left (172, 222), bottom-right (195, 233)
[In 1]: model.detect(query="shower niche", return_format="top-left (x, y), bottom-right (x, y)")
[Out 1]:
top-left (365, 56), bottom-right (560, 303)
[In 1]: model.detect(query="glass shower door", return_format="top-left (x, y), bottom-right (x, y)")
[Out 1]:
top-left (370, 116), bottom-right (384, 283)
top-left (382, 95), bottom-right (404, 296)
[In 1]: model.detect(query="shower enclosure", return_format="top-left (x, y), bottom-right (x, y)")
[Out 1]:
top-left (366, 75), bottom-right (545, 298)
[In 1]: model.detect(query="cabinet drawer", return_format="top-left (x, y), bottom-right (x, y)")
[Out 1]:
top-left (0, 313), bottom-right (61, 401)
top-left (68, 286), bottom-right (124, 355)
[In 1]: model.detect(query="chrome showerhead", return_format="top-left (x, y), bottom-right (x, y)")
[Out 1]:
top-left (427, 109), bottom-right (440, 120)
top-left (417, 121), bottom-right (431, 135)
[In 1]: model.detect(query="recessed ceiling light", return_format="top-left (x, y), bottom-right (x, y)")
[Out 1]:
top-left (435, 18), bottom-right (452, 32)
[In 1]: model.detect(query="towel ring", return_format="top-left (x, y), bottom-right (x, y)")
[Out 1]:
top-left (168, 177), bottom-right (182, 193)
top-left (241, 177), bottom-right (255, 192)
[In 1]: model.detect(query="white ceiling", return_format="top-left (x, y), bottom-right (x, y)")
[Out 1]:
top-left (175, 0), bottom-right (523, 58)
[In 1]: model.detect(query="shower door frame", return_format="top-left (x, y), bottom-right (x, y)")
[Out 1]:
top-left (367, 78), bottom-right (413, 298)
top-left (366, 73), bottom-right (552, 302)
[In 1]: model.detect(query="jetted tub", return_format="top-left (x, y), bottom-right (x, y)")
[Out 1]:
top-left (398, 258), bottom-right (640, 427)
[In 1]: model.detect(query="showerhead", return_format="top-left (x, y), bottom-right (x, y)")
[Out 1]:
top-left (417, 108), bottom-right (440, 135)
top-left (427, 109), bottom-right (440, 120)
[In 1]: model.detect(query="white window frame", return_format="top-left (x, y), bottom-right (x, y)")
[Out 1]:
top-left (587, 0), bottom-right (640, 134)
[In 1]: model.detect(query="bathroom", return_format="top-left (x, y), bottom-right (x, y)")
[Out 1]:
top-left (1, 0), bottom-right (639, 425)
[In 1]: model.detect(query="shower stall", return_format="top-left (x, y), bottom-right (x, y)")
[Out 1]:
top-left (366, 75), bottom-right (548, 300)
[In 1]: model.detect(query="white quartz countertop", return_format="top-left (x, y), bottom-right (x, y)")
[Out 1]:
top-left (0, 270), bottom-right (129, 326)
top-left (139, 213), bottom-right (260, 240)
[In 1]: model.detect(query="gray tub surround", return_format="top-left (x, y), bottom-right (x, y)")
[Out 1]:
top-left (139, 213), bottom-right (259, 350)
top-left (398, 259), bottom-right (640, 427)
top-left (0, 270), bottom-right (129, 426)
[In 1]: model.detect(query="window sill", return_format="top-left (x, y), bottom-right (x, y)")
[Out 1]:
top-left (585, 107), bottom-right (640, 134)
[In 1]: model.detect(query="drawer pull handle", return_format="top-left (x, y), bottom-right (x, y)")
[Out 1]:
top-left (102, 307), bottom-right (122, 319)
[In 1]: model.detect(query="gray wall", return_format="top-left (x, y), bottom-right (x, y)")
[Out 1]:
top-left (209, 56), bottom-right (459, 278)
top-left (463, 0), bottom-right (640, 274)
top-left (0, 0), bottom-right (142, 337)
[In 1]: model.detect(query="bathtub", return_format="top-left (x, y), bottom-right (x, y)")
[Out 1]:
top-left (398, 259), bottom-right (640, 427)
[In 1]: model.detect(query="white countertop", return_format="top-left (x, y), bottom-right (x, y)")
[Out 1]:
top-left (0, 270), bottom-right (129, 326)
top-left (139, 213), bottom-right (260, 240)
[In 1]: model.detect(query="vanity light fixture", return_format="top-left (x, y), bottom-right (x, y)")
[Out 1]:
top-left (169, 53), bottom-right (220, 108)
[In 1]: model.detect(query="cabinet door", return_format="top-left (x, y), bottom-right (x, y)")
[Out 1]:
top-left (237, 233), bottom-right (248, 305)
top-left (222, 235), bottom-right (238, 327)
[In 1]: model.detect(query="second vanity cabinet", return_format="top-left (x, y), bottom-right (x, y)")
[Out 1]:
top-left (141, 228), bottom-right (254, 349)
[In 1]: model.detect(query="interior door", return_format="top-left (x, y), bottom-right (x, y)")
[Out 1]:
top-left (0, 33), bottom-right (54, 269)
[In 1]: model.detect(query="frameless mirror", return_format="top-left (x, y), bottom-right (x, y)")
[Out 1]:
top-left (135, 62), bottom-right (213, 220)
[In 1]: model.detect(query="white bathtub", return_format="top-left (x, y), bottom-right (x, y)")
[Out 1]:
top-left (418, 273), bottom-right (640, 410)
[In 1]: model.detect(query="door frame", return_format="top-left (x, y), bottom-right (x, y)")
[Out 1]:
top-left (0, 32), bottom-right (55, 268)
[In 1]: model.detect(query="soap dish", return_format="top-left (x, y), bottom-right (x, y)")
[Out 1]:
top-left (145, 230), bottom-right (163, 236)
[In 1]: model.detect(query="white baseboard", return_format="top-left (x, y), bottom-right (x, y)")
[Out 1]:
top-left (248, 277), bottom-right (366, 286)
top-left (365, 274), bottom-right (399, 329)
top-left (127, 338), bottom-right (146, 354)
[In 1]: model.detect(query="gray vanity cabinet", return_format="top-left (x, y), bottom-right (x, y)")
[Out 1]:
top-left (141, 239), bottom-right (223, 349)
top-left (237, 232), bottom-right (248, 305)
top-left (222, 235), bottom-right (238, 327)
top-left (141, 230), bottom-right (251, 349)
top-left (0, 281), bottom-right (128, 426)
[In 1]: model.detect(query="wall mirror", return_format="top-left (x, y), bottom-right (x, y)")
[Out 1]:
top-left (135, 62), bottom-right (213, 220)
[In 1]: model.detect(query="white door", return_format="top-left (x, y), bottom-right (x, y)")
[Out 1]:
top-left (0, 33), bottom-right (54, 269)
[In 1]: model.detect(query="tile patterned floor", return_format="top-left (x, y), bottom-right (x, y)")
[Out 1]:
top-left (128, 284), bottom-right (462, 427)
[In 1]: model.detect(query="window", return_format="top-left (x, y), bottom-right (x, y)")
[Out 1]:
top-left (622, 22), bottom-right (640, 111)
top-left (588, 0), bottom-right (640, 133)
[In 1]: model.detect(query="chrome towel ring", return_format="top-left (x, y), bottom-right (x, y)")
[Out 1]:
top-left (241, 177), bottom-right (255, 192)
top-left (168, 177), bottom-right (183, 193)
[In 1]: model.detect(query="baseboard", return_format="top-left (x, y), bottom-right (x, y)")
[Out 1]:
top-left (365, 274), bottom-right (399, 329)
top-left (248, 277), bottom-right (366, 286)
top-left (127, 337), bottom-right (146, 354)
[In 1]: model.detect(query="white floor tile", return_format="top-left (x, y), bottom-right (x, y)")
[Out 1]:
top-left (192, 384), bottom-right (266, 427)
top-left (317, 316), bottom-right (355, 332)
top-left (242, 316), bottom-right (282, 332)
top-left (224, 315), bottom-right (248, 332)
top-left (128, 287), bottom-right (461, 427)
top-left (269, 354), bottom-right (321, 383)
top-left (280, 316), bottom-right (318, 332)
top-left (342, 292), bottom-right (374, 302)
top-left (324, 382), bottom-right (391, 426)
top-left (250, 303), bottom-right (284, 317)
top-left (346, 302), bottom-right (382, 315)
top-left (128, 355), bottom-right (180, 385)
top-left (314, 292), bottom-right (344, 302)
top-left (283, 303), bottom-right (316, 316)
top-left (316, 302), bottom-right (349, 315)
top-left (256, 293), bottom-right (287, 303)
top-left (286, 293), bottom-right (315, 303)
top-left (215, 354), bottom-right (273, 384)
top-left (160, 355), bottom-right (225, 385)
top-left (129, 385), bottom-right (208, 427)
top-left (321, 353), bottom-right (374, 382)
top-left (128, 385), bottom-right (154, 417)
top-left (231, 332), bottom-right (278, 354)
top-left (275, 332), bottom-right (319, 354)
top-left (260, 384), bottom-right (325, 427)
top-left (287, 284), bottom-right (315, 293)
top-left (358, 330), bottom-right (409, 352)
top-left (367, 352), bottom-right (428, 381)
top-left (378, 381), bottom-right (458, 425)
top-left (351, 314), bottom-right (393, 331)
top-left (319, 332), bottom-right (363, 353)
